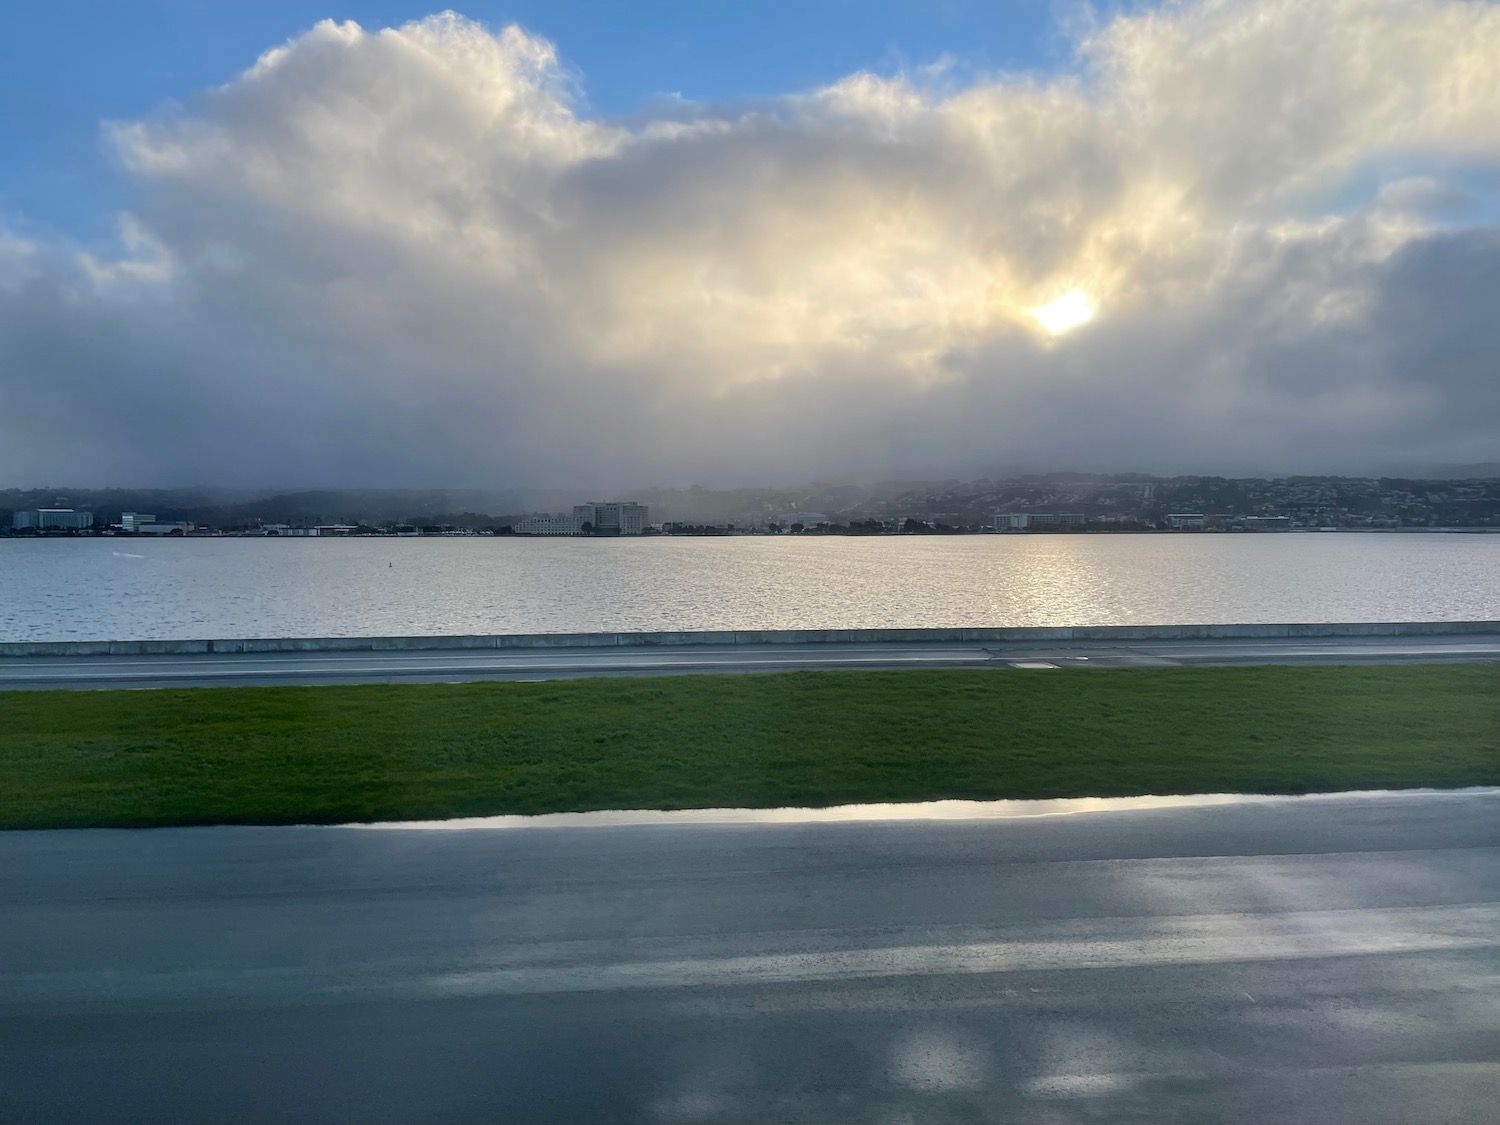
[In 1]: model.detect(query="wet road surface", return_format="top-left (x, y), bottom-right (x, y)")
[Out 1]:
top-left (2, 790), bottom-right (1498, 1123)
top-left (3, 633), bottom-right (1499, 689)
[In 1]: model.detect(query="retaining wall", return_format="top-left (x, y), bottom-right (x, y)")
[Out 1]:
top-left (2, 620), bottom-right (1498, 658)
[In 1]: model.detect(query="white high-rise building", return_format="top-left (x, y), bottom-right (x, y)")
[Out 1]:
top-left (13, 508), bottom-right (94, 530)
top-left (572, 502), bottom-right (648, 535)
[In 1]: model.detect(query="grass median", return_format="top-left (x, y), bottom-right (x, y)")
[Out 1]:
top-left (2, 664), bottom-right (1497, 829)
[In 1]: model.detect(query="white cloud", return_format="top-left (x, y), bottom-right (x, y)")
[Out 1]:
top-left (4, 0), bottom-right (1500, 487)
top-left (77, 214), bottom-right (176, 287)
top-left (0, 231), bottom-right (39, 287)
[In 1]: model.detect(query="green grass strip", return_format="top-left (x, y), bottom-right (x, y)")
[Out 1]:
top-left (2, 665), bottom-right (1497, 829)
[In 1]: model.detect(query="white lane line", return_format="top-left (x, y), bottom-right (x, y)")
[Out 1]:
top-left (6, 644), bottom-right (1498, 683)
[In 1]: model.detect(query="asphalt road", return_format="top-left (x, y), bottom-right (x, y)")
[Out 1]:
top-left (2, 790), bottom-right (1498, 1123)
top-left (3, 633), bottom-right (1500, 689)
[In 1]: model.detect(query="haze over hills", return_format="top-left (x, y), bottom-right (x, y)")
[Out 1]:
top-left (1403, 462), bottom-right (1500, 479)
top-left (6, 472), bottom-right (1499, 531)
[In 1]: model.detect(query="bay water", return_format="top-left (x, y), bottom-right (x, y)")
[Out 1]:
top-left (3, 533), bottom-right (1498, 642)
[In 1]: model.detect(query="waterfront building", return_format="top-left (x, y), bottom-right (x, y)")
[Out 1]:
top-left (1167, 513), bottom-right (1207, 529)
top-left (262, 525), bottom-right (360, 537)
top-left (573, 502), bottom-right (648, 535)
top-left (995, 512), bottom-right (1085, 530)
top-left (120, 512), bottom-right (157, 532)
top-left (516, 514), bottom-right (582, 535)
top-left (12, 508), bottom-right (94, 530)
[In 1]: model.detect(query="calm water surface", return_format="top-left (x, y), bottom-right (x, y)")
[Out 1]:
top-left (2, 534), bottom-right (1498, 642)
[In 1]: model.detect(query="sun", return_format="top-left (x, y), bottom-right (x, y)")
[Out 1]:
top-left (1028, 289), bottom-right (1097, 335)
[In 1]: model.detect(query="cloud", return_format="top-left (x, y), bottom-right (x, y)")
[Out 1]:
top-left (3, 0), bottom-right (1500, 487)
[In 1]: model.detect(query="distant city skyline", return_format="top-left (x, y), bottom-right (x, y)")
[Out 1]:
top-left (3, 0), bottom-right (1500, 488)
top-left (7, 469), bottom-right (1500, 534)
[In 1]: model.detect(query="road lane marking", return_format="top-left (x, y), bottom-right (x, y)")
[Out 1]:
top-left (4, 641), bottom-right (1499, 687)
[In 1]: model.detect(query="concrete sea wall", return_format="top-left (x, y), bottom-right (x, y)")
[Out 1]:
top-left (2, 620), bottom-right (1498, 657)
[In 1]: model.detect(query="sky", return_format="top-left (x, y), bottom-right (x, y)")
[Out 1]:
top-left (2, 0), bottom-right (1499, 488)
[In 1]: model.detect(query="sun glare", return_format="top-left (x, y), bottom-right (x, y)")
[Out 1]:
top-left (1029, 289), bottom-right (1097, 335)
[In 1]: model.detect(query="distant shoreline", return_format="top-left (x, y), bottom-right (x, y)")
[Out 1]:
top-left (6, 525), bottom-right (1500, 540)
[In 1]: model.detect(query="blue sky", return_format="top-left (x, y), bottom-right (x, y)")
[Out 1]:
top-left (0, 0), bottom-right (1066, 236)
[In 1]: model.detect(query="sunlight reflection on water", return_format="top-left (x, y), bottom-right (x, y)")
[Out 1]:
top-left (2, 533), bottom-right (1498, 642)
